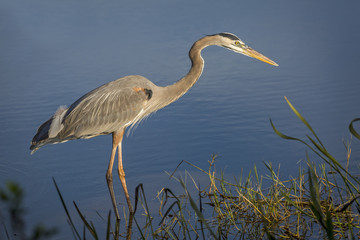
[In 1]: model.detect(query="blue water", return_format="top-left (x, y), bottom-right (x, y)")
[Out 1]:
top-left (1, 0), bottom-right (360, 238)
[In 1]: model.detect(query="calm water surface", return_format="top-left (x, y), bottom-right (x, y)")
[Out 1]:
top-left (1, 0), bottom-right (360, 238)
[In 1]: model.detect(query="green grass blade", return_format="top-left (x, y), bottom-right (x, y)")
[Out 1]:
top-left (308, 161), bottom-right (324, 220)
top-left (134, 183), bottom-right (141, 214)
top-left (349, 118), bottom-right (360, 140)
top-left (306, 135), bottom-right (340, 166)
top-left (325, 206), bottom-right (334, 240)
top-left (73, 201), bottom-right (98, 239)
top-left (52, 178), bottom-right (81, 240)
top-left (198, 185), bottom-right (206, 240)
top-left (135, 184), bottom-right (154, 236)
top-left (133, 216), bottom-right (146, 240)
top-left (179, 179), bottom-right (218, 240)
top-left (308, 164), bottom-right (327, 234)
top-left (284, 96), bottom-right (325, 148)
top-left (159, 201), bottom-right (179, 225)
top-left (270, 118), bottom-right (299, 141)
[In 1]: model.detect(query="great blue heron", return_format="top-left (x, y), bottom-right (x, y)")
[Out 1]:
top-left (30, 33), bottom-right (278, 219)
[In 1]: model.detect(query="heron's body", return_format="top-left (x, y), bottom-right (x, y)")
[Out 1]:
top-left (30, 33), bottom-right (278, 219)
top-left (31, 75), bottom-right (158, 151)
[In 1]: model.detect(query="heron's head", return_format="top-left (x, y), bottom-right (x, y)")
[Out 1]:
top-left (211, 32), bottom-right (278, 66)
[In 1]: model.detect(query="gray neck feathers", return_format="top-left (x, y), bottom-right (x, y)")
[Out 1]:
top-left (156, 37), bottom-right (209, 110)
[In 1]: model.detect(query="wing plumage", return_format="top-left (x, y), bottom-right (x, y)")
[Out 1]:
top-left (30, 75), bottom-right (154, 152)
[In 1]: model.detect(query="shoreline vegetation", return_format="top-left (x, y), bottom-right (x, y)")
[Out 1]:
top-left (1, 98), bottom-right (360, 239)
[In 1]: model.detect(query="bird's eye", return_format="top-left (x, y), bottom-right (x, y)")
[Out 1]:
top-left (235, 41), bottom-right (240, 45)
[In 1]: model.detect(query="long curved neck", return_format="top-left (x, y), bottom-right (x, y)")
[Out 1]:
top-left (157, 36), bottom-right (211, 108)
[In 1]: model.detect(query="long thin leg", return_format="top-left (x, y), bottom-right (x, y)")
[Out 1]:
top-left (106, 131), bottom-right (122, 220)
top-left (117, 130), bottom-right (133, 213)
top-left (126, 212), bottom-right (134, 240)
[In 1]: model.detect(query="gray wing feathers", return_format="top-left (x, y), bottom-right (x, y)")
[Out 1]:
top-left (59, 77), bottom-right (151, 139)
top-left (48, 106), bottom-right (67, 138)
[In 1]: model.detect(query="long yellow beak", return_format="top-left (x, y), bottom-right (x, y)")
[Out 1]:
top-left (243, 47), bottom-right (279, 66)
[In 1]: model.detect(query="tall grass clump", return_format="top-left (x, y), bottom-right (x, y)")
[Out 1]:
top-left (55, 97), bottom-right (360, 239)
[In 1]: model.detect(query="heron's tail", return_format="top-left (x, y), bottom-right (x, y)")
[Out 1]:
top-left (30, 106), bottom-right (68, 154)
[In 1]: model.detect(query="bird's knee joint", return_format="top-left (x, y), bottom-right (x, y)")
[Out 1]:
top-left (106, 172), bottom-right (113, 181)
top-left (118, 169), bottom-right (126, 178)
